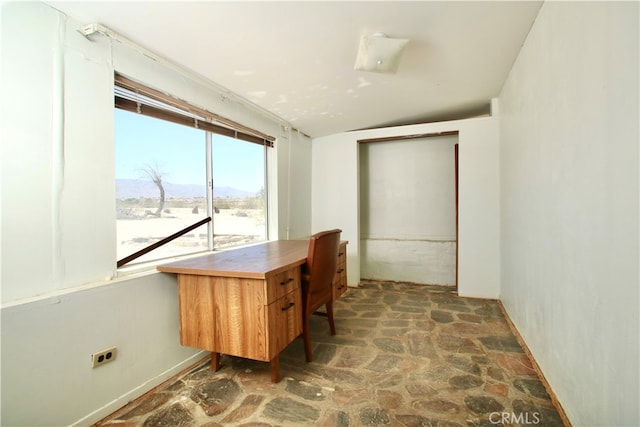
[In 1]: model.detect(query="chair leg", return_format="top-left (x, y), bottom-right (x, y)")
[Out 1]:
top-left (303, 314), bottom-right (313, 363)
top-left (326, 301), bottom-right (336, 336)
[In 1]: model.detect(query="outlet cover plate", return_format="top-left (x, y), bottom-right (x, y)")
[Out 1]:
top-left (91, 346), bottom-right (117, 368)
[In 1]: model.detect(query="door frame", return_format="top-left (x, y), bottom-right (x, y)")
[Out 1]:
top-left (358, 130), bottom-right (460, 287)
top-left (454, 143), bottom-right (459, 291)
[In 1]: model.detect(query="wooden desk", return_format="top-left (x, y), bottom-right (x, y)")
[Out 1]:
top-left (157, 240), bottom-right (348, 382)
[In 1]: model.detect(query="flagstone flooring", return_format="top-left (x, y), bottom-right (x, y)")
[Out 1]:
top-left (96, 280), bottom-right (566, 427)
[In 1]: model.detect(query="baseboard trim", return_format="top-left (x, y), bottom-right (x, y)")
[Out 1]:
top-left (496, 300), bottom-right (572, 427)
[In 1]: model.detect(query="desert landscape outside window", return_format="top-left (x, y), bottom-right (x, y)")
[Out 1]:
top-left (115, 95), bottom-right (268, 267)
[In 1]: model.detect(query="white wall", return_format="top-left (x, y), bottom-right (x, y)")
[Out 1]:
top-left (312, 117), bottom-right (500, 298)
top-left (499, 2), bottom-right (639, 426)
top-left (1, 273), bottom-right (202, 426)
top-left (359, 136), bottom-right (457, 285)
top-left (276, 129), bottom-right (313, 240)
top-left (0, 2), bottom-right (310, 425)
top-left (1, 2), bottom-right (116, 301)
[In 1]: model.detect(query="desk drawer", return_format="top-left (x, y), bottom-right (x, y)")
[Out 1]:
top-left (266, 268), bottom-right (300, 303)
top-left (267, 288), bottom-right (302, 359)
top-left (333, 242), bottom-right (348, 300)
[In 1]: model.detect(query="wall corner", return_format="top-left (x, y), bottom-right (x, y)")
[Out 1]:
top-left (490, 98), bottom-right (500, 117)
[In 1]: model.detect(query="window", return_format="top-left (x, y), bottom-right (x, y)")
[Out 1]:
top-left (212, 134), bottom-right (267, 250)
top-left (114, 75), bottom-right (273, 267)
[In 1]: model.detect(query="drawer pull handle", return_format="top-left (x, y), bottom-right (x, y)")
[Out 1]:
top-left (281, 302), bottom-right (295, 311)
top-left (336, 269), bottom-right (344, 274)
top-left (280, 278), bottom-right (294, 286)
top-left (339, 252), bottom-right (345, 256)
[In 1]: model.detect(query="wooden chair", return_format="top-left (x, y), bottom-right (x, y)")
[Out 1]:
top-left (301, 229), bottom-right (342, 363)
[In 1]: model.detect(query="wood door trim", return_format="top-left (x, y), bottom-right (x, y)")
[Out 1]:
top-left (454, 143), bottom-right (459, 291)
top-left (357, 130), bottom-right (459, 144)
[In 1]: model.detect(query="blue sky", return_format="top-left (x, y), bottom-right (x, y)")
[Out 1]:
top-left (115, 109), bottom-right (264, 192)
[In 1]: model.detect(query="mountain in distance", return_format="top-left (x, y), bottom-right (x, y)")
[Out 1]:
top-left (116, 179), bottom-right (256, 199)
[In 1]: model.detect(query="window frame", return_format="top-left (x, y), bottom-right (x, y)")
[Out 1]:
top-left (114, 74), bottom-right (274, 268)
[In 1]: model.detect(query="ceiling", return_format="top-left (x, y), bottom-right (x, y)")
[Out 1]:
top-left (47, 1), bottom-right (542, 138)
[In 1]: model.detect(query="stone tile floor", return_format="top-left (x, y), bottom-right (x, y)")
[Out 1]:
top-left (96, 281), bottom-right (566, 427)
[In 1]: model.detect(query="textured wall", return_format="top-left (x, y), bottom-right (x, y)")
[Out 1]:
top-left (499, 2), bottom-right (639, 425)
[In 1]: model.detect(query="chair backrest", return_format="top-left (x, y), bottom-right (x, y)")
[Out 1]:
top-left (304, 229), bottom-right (342, 310)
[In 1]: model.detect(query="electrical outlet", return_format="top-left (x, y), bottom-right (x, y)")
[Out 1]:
top-left (91, 346), bottom-right (117, 368)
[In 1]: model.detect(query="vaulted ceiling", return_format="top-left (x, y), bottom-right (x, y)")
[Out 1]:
top-left (48, 1), bottom-right (542, 138)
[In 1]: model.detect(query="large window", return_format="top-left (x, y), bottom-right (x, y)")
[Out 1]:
top-left (115, 76), bottom-right (272, 267)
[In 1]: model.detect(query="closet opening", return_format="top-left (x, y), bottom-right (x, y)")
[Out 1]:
top-left (358, 131), bottom-right (459, 289)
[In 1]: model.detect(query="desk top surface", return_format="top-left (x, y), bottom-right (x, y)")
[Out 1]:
top-left (157, 240), bottom-right (310, 279)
